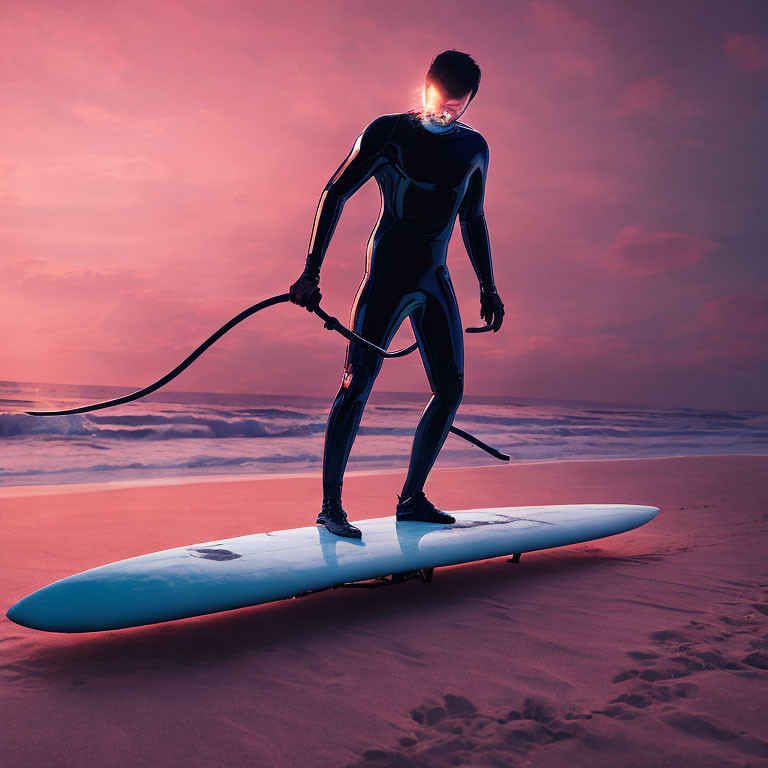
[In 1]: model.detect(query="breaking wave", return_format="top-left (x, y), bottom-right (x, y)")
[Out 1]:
top-left (1, 381), bottom-right (766, 487)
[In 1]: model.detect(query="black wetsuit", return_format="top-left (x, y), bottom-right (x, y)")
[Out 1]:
top-left (304, 109), bottom-right (495, 500)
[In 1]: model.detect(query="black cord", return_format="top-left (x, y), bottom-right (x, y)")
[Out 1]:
top-left (25, 293), bottom-right (510, 462)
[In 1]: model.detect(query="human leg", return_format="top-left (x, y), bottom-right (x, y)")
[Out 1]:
top-left (400, 267), bottom-right (464, 500)
top-left (322, 278), bottom-right (418, 501)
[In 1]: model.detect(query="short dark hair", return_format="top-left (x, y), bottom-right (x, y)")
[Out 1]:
top-left (426, 50), bottom-right (481, 101)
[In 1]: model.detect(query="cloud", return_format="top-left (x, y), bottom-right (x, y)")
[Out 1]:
top-left (1, 0), bottom-right (766, 408)
top-left (18, 267), bottom-right (148, 297)
top-left (41, 154), bottom-right (170, 181)
top-left (525, 1), bottom-right (595, 43)
top-left (0, 5), bottom-right (130, 89)
top-left (525, 332), bottom-right (635, 360)
top-left (700, 292), bottom-right (768, 335)
top-left (0, 191), bottom-right (38, 207)
top-left (724, 33), bottom-right (768, 73)
top-left (618, 77), bottom-right (672, 116)
top-left (678, 292), bottom-right (768, 365)
top-left (607, 225), bottom-right (717, 276)
top-left (67, 102), bottom-right (176, 137)
top-left (522, 1), bottom-right (603, 81)
top-left (2, 255), bottom-right (150, 298)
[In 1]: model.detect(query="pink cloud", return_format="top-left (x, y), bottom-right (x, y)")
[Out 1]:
top-left (0, 0), bottom-right (765, 409)
top-left (618, 77), bottom-right (672, 116)
top-left (42, 155), bottom-right (170, 181)
top-left (0, 191), bottom-right (37, 207)
top-left (700, 293), bottom-right (768, 335)
top-left (522, 1), bottom-right (603, 81)
top-left (67, 102), bottom-right (176, 137)
top-left (525, 333), bottom-right (634, 360)
top-left (0, 6), bottom-right (130, 89)
top-left (679, 292), bottom-right (768, 365)
top-left (17, 265), bottom-right (148, 298)
top-left (607, 226), bottom-right (717, 276)
top-left (525, 1), bottom-right (595, 42)
top-left (724, 33), bottom-right (768, 73)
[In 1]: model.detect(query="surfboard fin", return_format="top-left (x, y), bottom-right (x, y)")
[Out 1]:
top-left (292, 568), bottom-right (435, 599)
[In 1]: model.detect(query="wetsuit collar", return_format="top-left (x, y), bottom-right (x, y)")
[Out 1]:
top-left (419, 117), bottom-right (457, 135)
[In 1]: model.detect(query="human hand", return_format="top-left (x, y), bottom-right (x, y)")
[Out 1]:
top-left (479, 286), bottom-right (504, 332)
top-left (289, 271), bottom-right (322, 311)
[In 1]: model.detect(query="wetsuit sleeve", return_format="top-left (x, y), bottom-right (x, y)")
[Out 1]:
top-left (304, 115), bottom-right (396, 280)
top-left (458, 138), bottom-right (496, 292)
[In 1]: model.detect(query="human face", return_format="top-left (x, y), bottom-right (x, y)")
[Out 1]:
top-left (421, 83), bottom-right (473, 127)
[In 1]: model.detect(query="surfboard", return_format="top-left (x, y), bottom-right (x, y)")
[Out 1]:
top-left (7, 504), bottom-right (658, 633)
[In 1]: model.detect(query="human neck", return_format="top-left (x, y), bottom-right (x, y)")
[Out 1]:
top-left (418, 112), bottom-right (457, 134)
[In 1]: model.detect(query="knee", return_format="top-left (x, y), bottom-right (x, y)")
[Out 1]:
top-left (433, 363), bottom-right (464, 405)
top-left (339, 361), bottom-right (376, 400)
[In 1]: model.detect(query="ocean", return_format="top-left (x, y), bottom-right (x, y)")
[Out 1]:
top-left (1, 379), bottom-right (766, 488)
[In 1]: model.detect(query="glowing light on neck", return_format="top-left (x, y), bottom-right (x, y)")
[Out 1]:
top-left (421, 84), bottom-right (452, 127)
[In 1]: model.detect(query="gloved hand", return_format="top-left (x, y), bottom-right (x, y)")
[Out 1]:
top-left (289, 270), bottom-right (322, 311)
top-left (479, 285), bottom-right (504, 332)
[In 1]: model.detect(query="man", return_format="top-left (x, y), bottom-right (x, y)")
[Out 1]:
top-left (290, 50), bottom-right (504, 538)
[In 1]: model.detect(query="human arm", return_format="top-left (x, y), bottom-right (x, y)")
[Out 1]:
top-left (290, 115), bottom-right (397, 310)
top-left (458, 138), bottom-right (504, 331)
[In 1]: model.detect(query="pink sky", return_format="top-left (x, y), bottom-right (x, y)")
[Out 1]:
top-left (1, 0), bottom-right (766, 410)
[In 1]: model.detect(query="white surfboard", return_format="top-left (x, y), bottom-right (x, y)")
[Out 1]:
top-left (7, 505), bottom-right (658, 633)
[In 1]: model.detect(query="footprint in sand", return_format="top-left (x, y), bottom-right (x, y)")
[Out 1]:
top-left (661, 712), bottom-right (768, 759)
top-left (351, 601), bottom-right (768, 767)
top-left (350, 693), bottom-right (582, 767)
top-left (605, 603), bottom-right (768, 759)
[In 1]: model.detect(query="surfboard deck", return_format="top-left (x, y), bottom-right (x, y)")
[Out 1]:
top-left (7, 504), bottom-right (658, 633)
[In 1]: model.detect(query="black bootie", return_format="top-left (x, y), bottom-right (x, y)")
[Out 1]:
top-left (396, 491), bottom-right (455, 524)
top-left (316, 497), bottom-right (362, 538)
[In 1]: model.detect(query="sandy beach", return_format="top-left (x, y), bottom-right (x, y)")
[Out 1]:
top-left (1, 454), bottom-right (767, 767)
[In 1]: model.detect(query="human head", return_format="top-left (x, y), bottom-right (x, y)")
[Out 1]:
top-left (422, 50), bottom-right (481, 125)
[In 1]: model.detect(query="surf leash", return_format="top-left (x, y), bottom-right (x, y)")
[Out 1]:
top-left (25, 293), bottom-right (510, 462)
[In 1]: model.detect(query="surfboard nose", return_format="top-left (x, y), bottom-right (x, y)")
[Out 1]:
top-left (6, 595), bottom-right (45, 631)
top-left (6, 579), bottom-right (101, 633)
